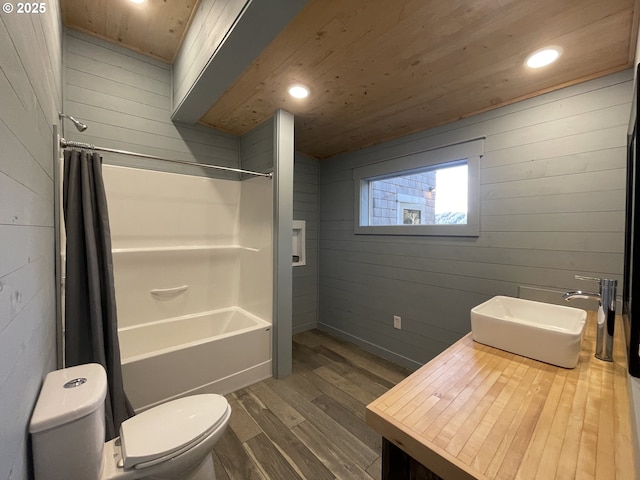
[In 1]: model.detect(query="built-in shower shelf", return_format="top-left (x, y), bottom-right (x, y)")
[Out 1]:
top-left (112, 245), bottom-right (259, 254)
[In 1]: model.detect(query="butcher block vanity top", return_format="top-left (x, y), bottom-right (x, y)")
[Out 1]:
top-left (366, 311), bottom-right (636, 479)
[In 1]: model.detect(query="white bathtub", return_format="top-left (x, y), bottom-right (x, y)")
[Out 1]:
top-left (119, 307), bottom-right (272, 412)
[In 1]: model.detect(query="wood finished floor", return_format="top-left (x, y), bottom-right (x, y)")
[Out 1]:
top-left (211, 329), bottom-right (412, 480)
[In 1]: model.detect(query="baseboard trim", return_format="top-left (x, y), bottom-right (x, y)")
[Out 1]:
top-left (317, 323), bottom-right (423, 371)
top-left (293, 321), bottom-right (318, 335)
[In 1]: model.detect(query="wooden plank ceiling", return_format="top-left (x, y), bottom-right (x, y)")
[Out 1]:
top-left (62, 0), bottom-right (639, 159)
top-left (60, 0), bottom-right (199, 62)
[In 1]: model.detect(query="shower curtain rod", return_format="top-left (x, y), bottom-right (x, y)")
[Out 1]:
top-left (59, 138), bottom-right (273, 179)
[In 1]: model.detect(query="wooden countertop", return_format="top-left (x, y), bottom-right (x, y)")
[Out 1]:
top-left (366, 312), bottom-right (636, 479)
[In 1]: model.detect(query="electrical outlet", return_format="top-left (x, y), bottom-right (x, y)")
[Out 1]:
top-left (393, 315), bottom-right (402, 329)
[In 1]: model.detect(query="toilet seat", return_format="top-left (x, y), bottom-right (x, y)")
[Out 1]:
top-left (120, 394), bottom-right (229, 469)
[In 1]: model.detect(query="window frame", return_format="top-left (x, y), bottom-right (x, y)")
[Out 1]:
top-left (353, 138), bottom-right (483, 236)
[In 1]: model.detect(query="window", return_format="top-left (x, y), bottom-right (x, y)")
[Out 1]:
top-left (353, 138), bottom-right (482, 236)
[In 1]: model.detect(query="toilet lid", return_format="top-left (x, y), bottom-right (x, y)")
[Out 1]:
top-left (120, 394), bottom-right (229, 469)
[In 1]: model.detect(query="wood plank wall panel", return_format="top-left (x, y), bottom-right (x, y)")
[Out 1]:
top-left (239, 118), bottom-right (274, 175)
top-left (293, 153), bottom-right (319, 333)
top-left (64, 29), bottom-right (240, 179)
top-left (318, 69), bottom-right (633, 370)
top-left (172, 0), bottom-right (248, 114)
top-left (0, 1), bottom-right (62, 479)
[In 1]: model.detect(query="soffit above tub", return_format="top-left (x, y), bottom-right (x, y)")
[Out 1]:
top-left (60, 0), bottom-right (199, 62)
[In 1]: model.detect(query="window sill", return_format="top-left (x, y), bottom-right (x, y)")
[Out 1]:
top-left (354, 223), bottom-right (479, 237)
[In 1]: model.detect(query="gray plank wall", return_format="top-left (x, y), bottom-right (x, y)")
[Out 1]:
top-left (172, 0), bottom-right (247, 113)
top-left (293, 152), bottom-right (319, 333)
top-left (240, 118), bottom-right (275, 174)
top-left (0, 1), bottom-right (62, 479)
top-left (64, 29), bottom-right (240, 179)
top-left (318, 69), bottom-right (632, 370)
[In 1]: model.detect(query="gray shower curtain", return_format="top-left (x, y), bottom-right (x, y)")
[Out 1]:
top-left (63, 149), bottom-right (134, 440)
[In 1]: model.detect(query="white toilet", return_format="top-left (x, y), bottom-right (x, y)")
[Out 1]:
top-left (29, 363), bottom-right (231, 480)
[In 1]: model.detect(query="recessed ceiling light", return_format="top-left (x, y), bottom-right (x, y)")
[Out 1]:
top-left (130, 0), bottom-right (145, 4)
top-left (288, 84), bottom-right (310, 99)
top-left (526, 47), bottom-right (563, 69)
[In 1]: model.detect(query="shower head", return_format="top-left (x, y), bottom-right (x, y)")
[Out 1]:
top-left (59, 113), bottom-right (88, 132)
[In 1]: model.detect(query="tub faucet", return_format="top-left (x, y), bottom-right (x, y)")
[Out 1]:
top-left (563, 275), bottom-right (617, 362)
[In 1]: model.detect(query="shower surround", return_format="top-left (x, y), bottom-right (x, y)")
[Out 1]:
top-left (102, 165), bottom-right (273, 412)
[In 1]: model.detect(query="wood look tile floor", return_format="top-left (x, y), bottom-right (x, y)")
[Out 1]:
top-left (211, 329), bottom-right (412, 480)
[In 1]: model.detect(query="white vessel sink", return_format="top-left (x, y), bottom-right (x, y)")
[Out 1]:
top-left (470, 296), bottom-right (587, 368)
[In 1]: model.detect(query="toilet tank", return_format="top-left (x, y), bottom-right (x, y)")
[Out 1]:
top-left (30, 363), bottom-right (108, 480)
